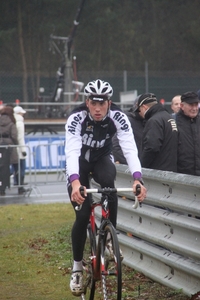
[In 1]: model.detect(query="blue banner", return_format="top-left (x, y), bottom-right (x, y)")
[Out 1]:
top-left (25, 134), bottom-right (65, 171)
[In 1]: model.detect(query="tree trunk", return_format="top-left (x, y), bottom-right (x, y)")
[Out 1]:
top-left (17, 0), bottom-right (28, 102)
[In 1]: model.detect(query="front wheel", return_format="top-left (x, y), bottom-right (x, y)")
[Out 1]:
top-left (100, 223), bottom-right (122, 300)
top-left (81, 223), bottom-right (96, 300)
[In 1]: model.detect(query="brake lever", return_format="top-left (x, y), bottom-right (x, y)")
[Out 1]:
top-left (132, 184), bottom-right (142, 209)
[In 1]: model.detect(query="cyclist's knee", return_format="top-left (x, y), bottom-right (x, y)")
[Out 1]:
top-left (75, 213), bottom-right (90, 227)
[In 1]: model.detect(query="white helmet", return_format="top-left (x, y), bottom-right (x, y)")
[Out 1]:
top-left (84, 79), bottom-right (113, 100)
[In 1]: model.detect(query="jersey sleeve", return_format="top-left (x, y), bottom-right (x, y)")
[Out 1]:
top-left (65, 111), bottom-right (84, 178)
top-left (110, 110), bottom-right (142, 177)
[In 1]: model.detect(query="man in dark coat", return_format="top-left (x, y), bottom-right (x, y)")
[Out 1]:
top-left (176, 91), bottom-right (200, 175)
top-left (134, 93), bottom-right (178, 172)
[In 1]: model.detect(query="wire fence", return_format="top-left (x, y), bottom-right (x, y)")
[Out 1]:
top-left (1, 70), bottom-right (200, 113)
top-left (0, 141), bottom-right (65, 197)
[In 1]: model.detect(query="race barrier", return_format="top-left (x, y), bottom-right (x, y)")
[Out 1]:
top-left (0, 141), bottom-right (66, 196)
top-left (0, 144), bottom-right (42, 196)
top-left (92, 164), bottom-right (200, 297)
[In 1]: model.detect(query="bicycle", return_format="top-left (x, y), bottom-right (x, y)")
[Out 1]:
top-left (75, 184), bottom-right (141, 300)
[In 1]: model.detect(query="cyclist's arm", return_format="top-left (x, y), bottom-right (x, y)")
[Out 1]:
top-left (65, 113), bottom-right (84, 203)
top-left (110, 111), bottom-right (146, 200)
top-left (65, 113), bottom-right (83, 180)
top-left (112, 112), bottom-right (142, 177)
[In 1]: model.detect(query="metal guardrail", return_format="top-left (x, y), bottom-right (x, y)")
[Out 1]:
top-left (92, 165), bottom-right (200, 297)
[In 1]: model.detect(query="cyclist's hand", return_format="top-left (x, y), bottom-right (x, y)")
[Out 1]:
top-left (133, 181), bottom-right (147, 202)
top-left (71, 180), bottom-right (86, 205)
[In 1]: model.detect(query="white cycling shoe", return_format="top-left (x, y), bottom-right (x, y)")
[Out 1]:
top-left (70, 270), bottom-right (83, 295)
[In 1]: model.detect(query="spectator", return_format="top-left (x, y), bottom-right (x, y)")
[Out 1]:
top-left (176, 91), bottom-right (200, 175)
top-left (0, 106), bottom-right (18, 196)
top-left (13, 106), bottom-right (28, 194)
top-left (134, 93), bottom-right (178, 171)
top-left (112, 97), bottom-right (145, 164)
top-left (171, 95), bottom-right (181, 119)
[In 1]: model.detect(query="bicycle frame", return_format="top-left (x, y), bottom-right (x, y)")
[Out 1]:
top-left (80, 185), bottom-right (141, 300)
top-left (89, 194), bottom-right (112, 281)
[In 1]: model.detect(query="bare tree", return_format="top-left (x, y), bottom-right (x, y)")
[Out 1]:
top-left (17, 0), bottom-right (28, 102)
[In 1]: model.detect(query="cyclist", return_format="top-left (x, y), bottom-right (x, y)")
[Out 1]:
top-left (65, 79), bottom-right (147, 295)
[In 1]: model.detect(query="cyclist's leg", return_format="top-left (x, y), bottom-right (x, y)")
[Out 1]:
top-left (92, 155), bottom-right (118, 227)
top-left (67, 159), bottom-right (93, 264)
top-left (70, 197), bottom-right (91, 261)
top-left (67, 160), bottom-right (93, 295)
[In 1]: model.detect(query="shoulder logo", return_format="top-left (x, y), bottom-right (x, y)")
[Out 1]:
top-left (68, 113), bottom-right (82, 134)
top-left (113, 111), bottom-right (129, 131)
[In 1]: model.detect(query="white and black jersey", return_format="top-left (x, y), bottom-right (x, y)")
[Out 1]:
top-left (65, 102), bottom-right (141, 180)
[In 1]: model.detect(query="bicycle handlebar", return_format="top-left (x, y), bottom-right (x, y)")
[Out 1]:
top-left (85, 187), bottom-right (133, 193)
top-left (75, 184), bottom-right (141, 211)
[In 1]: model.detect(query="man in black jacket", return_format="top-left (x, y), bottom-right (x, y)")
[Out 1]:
top-left (134, 93), bottom-right (178, 171)
top-left (176, 91), bottom-right (200, 175)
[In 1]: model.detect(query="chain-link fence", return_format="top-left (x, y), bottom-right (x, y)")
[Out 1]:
top-left (1, 70), bottom-right (200, 115)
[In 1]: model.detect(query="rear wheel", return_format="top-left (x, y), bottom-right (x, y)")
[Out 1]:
top-left (100, 223), bottom-right (122, 300)
top-left (81, 223), bottom-right (96, 300)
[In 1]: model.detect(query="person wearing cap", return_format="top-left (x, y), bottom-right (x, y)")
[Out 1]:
top-left (65, 79), bottom-right (147, 295)
top-left (13, 105), bottom-right (28, 194)
top-left (135, 93), bottom-right (178, 172)
top-left (176, 91), bottom-right (200, 175)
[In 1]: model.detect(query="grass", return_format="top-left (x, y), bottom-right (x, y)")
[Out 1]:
top-left (0, 203), bottom-right (73, 300)
top-left (0, 203), bottom-right (191, 300)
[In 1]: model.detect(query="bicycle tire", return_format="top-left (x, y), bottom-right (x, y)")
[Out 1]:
top-left (100, 222), bottom-right (122, 300)
top-left (81, 223), bottom-right (96, 300)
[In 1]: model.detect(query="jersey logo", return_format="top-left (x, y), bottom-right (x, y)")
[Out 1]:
top-left (86, 123), bottom-right (94, 132)
top-left (82, 133), bottom-right (106, 148)
top-left (168, 119), bottom-right (178, 131)
top-left (113, 111), bottom-right (129, 131)
top-left (68, 114), bottom-right (82, 134)
top-left (101, 124), bottom-right (108, 128)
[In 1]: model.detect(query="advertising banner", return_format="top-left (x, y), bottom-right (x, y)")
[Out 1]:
top-left (25, 134), bottom-right (65, 171)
